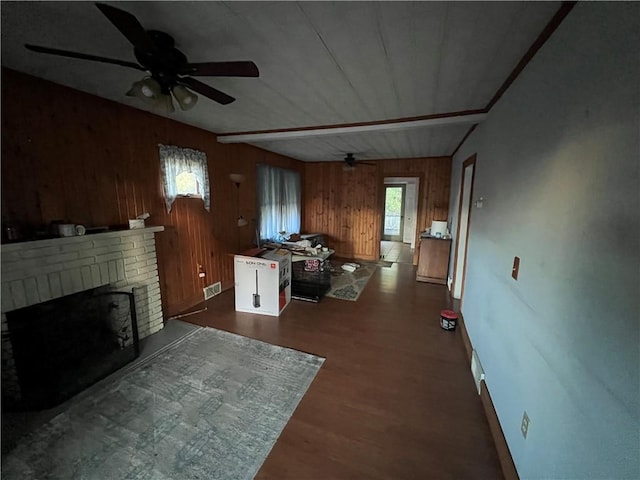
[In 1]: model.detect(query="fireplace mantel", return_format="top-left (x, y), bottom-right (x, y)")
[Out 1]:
top-left (1, 226), bottom-right (165, 253)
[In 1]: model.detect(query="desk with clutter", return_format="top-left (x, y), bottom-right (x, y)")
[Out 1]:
top-left (263, 233), bottom-right (334, 302)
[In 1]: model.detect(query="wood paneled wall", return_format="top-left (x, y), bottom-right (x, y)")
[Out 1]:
top-left (1, 69), bottom-right (452, 313)
top-left (304, 157), bottom-right (451, 261)
top-left (1, 68), bottom-right (303, 317)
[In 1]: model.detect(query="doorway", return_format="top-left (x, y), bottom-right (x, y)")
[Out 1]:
top-left (382, 184), bottom-right (405, 242)
top-left (380, 177), bottom-right (420, 265)
top-left (452, 155), bottom-right (476, 304)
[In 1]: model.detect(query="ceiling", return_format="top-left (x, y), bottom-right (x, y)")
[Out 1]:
top-left (1, 1), bottom-right (562, 162)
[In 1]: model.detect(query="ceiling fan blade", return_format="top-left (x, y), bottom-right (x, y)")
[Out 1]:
top-left (25, 44), bottom-right (145, 71)
top-left (181, 61), bottom-right (259, 77)
top-left (95, 2), bottom-right (155, 53)
top-left (179, 77), bottom-right (235, 105)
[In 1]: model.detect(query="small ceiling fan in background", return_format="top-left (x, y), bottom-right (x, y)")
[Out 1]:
top-left (342, 153), bottom-right (376, 171)
top-left (24, 2), bottom-right (259, 113)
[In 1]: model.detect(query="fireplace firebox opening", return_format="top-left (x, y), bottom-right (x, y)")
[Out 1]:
top-left (2, 286), bottom-right (139, 411)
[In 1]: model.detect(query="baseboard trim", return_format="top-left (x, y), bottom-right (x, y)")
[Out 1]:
top-left (458, 314), bottom-right (473, 364)
top-left (480, 381), bottom-right (519, 480)
top-left (458, 313), bottom-right (519, 480)
top-left (166, 294), bottom-right (203, 319)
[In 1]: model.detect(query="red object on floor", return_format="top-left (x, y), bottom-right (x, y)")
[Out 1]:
top-left (440, 309), bottom-right (458, 331)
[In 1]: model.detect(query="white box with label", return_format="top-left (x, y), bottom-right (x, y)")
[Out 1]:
top-left (234, 249), bottom-right (291, 316)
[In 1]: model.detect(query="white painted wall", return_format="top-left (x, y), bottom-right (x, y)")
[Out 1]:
top-left (447, 3), bottom-right (639, 479)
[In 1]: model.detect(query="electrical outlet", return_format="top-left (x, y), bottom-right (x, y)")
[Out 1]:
top-left (521, 411), bottom-right (530, 439)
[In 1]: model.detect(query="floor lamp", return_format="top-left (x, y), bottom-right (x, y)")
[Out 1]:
top-left (229, 173), bottom-right (248, 227)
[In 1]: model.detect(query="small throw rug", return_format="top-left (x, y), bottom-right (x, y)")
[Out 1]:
top-left (2, 327), bottom-right (324, 480)
top-left (325, 262), bottom-right (378, 301)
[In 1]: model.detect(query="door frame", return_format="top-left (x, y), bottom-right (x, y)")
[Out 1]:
top-left (452, 154), bottom-right (476, 305)
top-left (381, 184), bottom-right (406, 242)
top-left (377, 172), bottom-right (425, 265)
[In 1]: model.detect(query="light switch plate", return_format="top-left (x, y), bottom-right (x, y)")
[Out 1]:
top-left (512, 256), bottom-right (520, 280)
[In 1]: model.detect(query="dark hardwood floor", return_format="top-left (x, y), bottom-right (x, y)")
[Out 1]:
top-left (380, 240), bottom-right (414, 264)
top-left (185, 262), bottom-right (504, 479)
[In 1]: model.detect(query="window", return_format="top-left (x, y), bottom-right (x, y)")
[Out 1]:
top-left (257, 164), bottom-right (301, 241)
top-left (175, 171), bottom-right (201, 196)
top-left (158, 144), bottom-right (210, 213)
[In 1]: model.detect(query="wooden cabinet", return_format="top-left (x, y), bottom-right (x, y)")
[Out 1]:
top-left (416, 237), bottom-right (451, 284)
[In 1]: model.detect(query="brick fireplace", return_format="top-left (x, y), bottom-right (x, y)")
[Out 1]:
top-left (1, 226), bottom-right (165, 405)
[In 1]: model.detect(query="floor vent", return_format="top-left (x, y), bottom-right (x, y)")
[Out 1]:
top-left (471, 349), bottom-right (485, 395)
top-left (203, 282), bottom-right (222, 301)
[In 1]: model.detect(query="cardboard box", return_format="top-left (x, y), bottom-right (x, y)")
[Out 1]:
top-left (234, 249), bottom-right (291, 316)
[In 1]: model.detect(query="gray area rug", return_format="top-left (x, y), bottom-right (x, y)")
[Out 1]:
top-left (325, 262), bottom-right (378, 301)
top-left (2, 327), bottom-right (324, 479)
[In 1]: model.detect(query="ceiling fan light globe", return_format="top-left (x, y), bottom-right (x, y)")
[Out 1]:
top-left (141, 85), bottom-right (155, 98)
top-left (126, 77), bottom-right (162, 107)
top-left (141, 77), bottom-right (161, 97)
top-left (152, 93), bottom-right (175, 114)
top-left (125, 80), bottom-right (145, 98)
top-left (173, 84), bottom-right (198, 111)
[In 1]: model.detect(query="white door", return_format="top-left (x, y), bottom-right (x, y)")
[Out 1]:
top-left (382, 185), bottom-right (406, 242)
top-left (402, 181), bottom-right (418, 248)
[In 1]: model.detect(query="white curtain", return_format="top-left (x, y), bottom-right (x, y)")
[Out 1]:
top-left (158, 144), bottom-right (210, 213)
top-left (257, 164), bottom-right (301, 241)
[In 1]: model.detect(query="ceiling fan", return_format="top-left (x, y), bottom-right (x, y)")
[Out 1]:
top-left (342, 153), bottom-right (376, 171)
top-left (24, 2), bottom-right (259, 112)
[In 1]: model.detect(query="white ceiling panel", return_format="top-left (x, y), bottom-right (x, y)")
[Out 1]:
top-left (1, 1), bottom-right (564, 160)
top-left (247, 123), bottom-right (470, 162)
